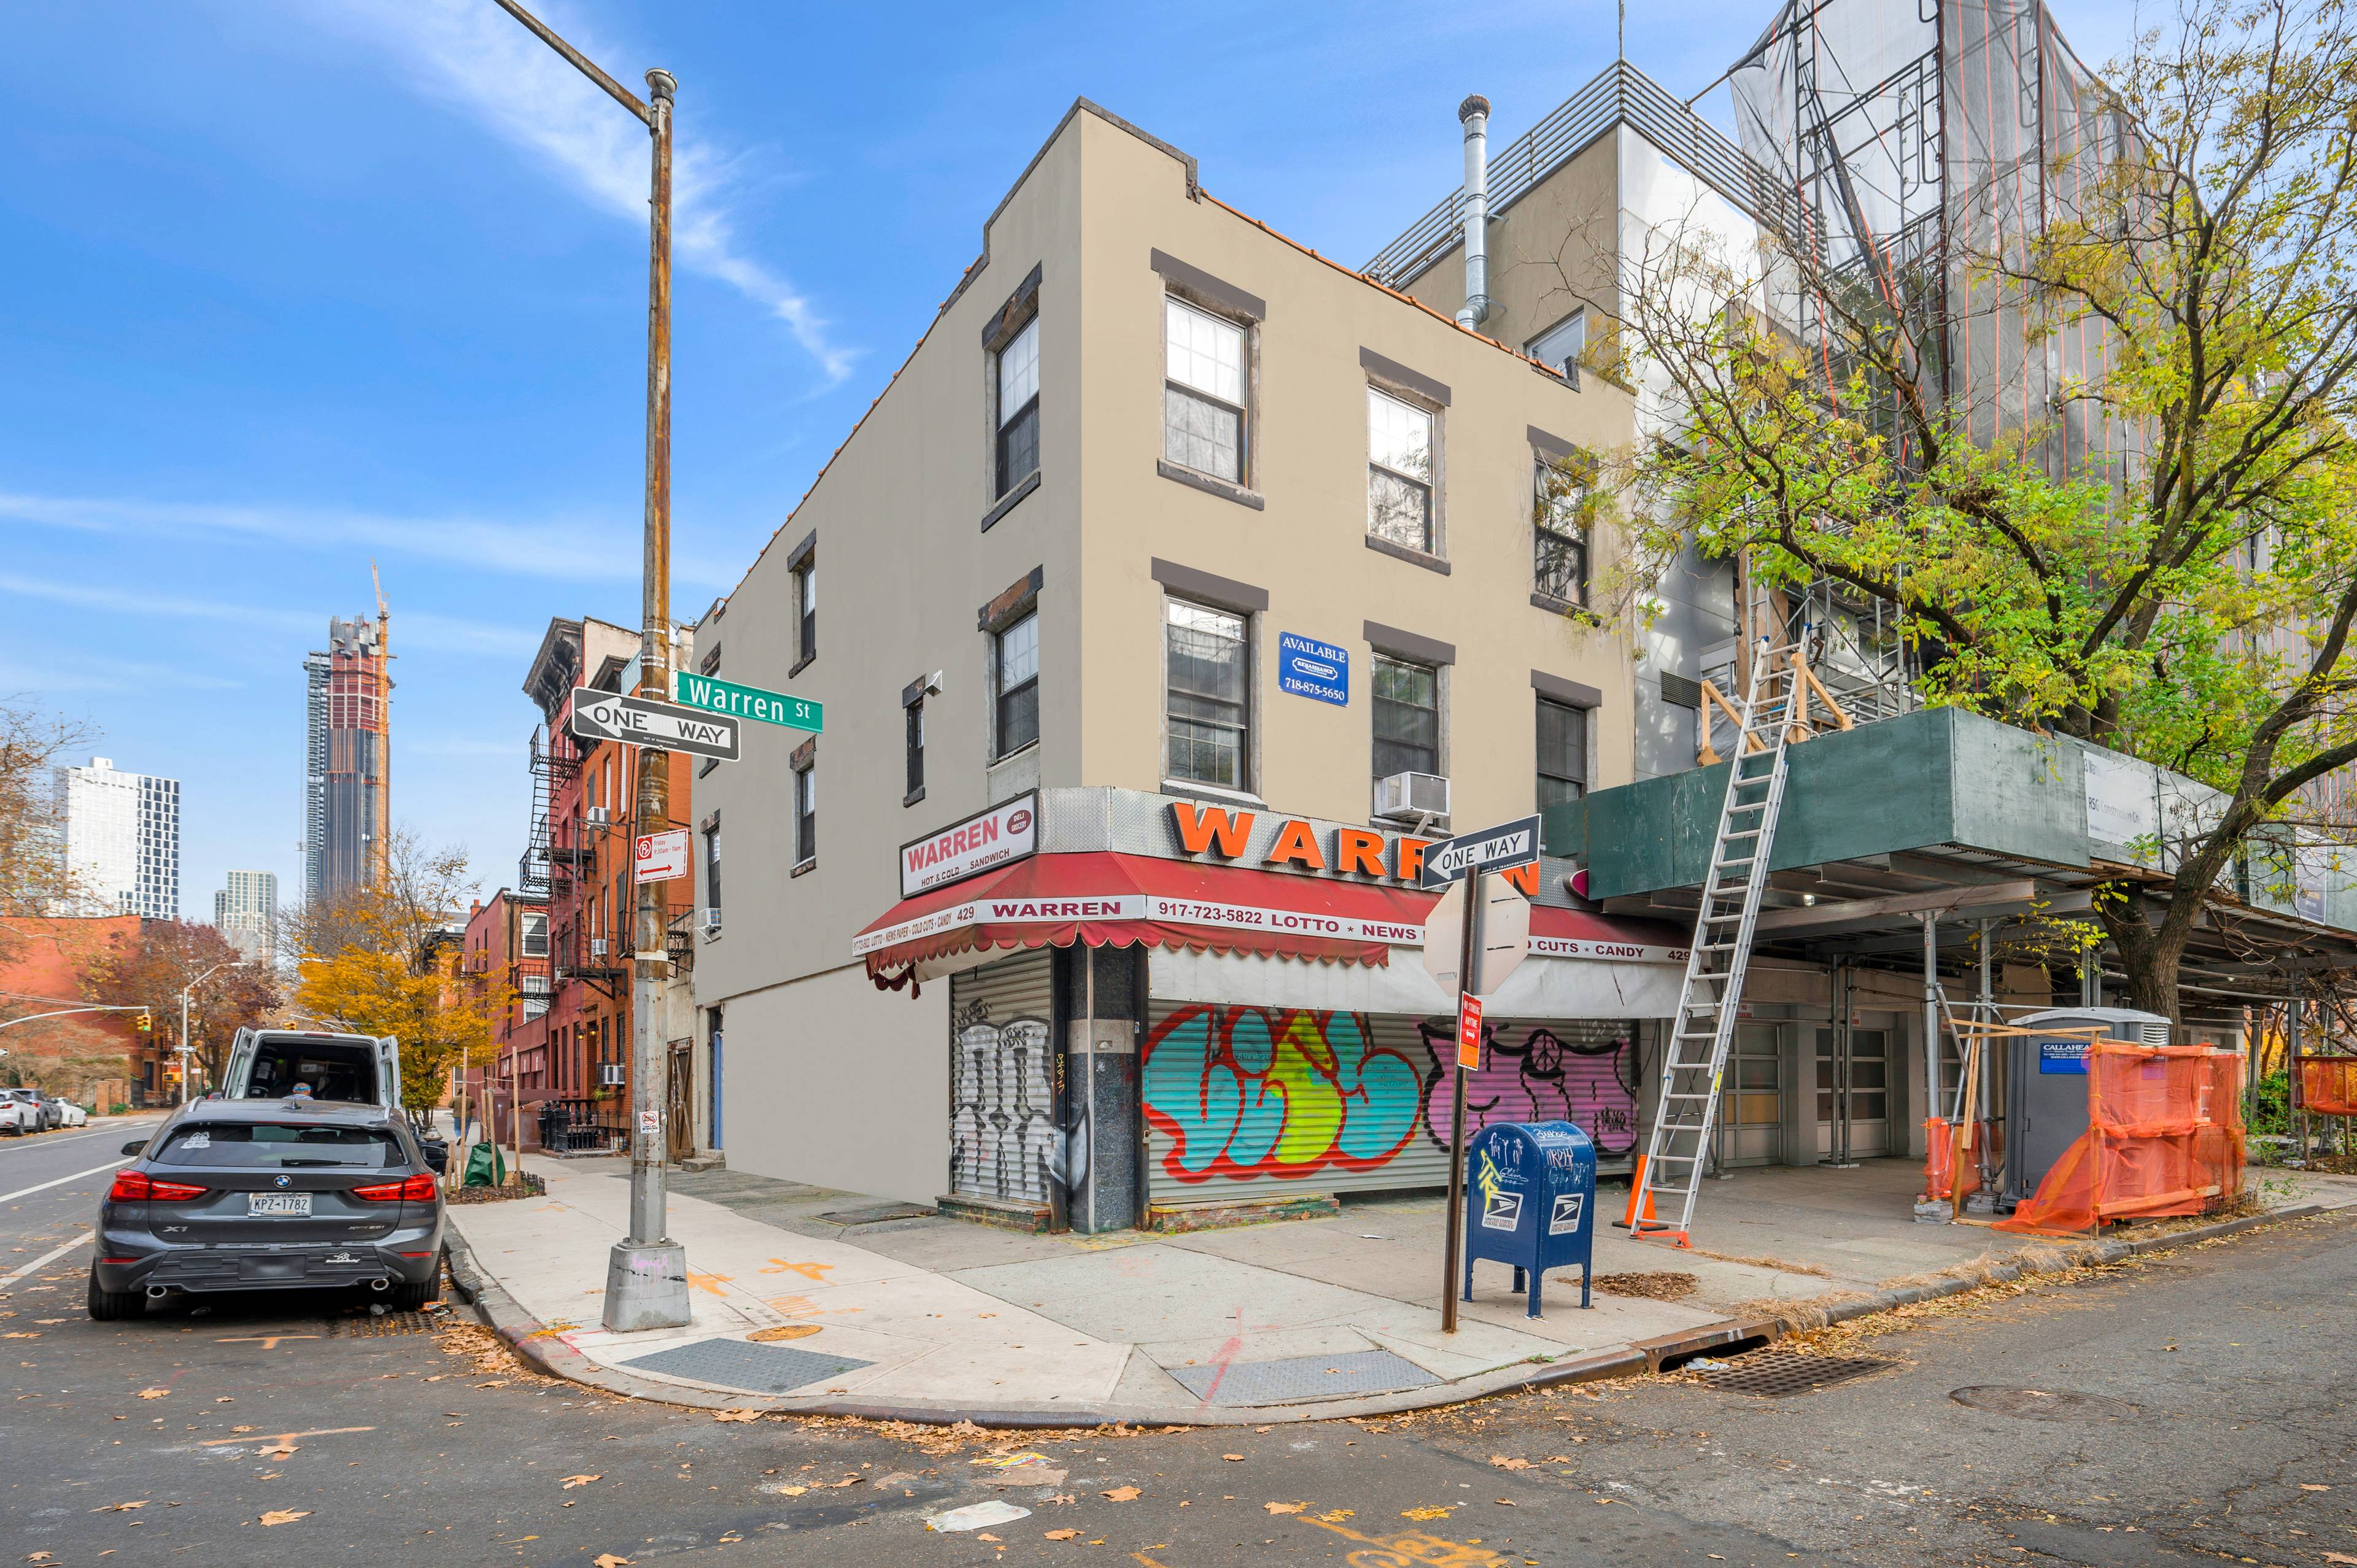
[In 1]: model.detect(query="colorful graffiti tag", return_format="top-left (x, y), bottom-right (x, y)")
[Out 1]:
top-left (1140, 1006), bottom-right (1424, 1182)
top-left (948, 1003), bottom-right (1056, 1204)
top-left (1418, 1021), bottom-right (1639, 1159)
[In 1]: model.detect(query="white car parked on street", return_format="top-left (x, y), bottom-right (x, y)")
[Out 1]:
top-left (0, 1096), bottom-right (33, 1136)
top-left (56, 1101), bottom-right (88, 1127)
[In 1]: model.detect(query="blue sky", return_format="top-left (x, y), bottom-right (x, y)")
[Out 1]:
top-left (2, 0), bottom-right (2143, 918)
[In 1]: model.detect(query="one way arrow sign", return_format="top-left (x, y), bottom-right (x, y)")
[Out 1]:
top-left (568, 687), bottom-right (742, 762)
top-left (1418, 814), bottom-right (1541, 888)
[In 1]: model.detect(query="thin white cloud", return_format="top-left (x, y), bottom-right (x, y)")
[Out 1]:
top-left (0, 490), bottom-right (738, 595)
top-left (0, 654), bottom-right (241, 694)
top-left (316, 0), bottom-right (855, 385)
top-left (0, 571), bottom-right (536, 657)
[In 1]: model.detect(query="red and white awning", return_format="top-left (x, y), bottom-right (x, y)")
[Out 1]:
top-left (854, 852), bottom-right (1689, 991)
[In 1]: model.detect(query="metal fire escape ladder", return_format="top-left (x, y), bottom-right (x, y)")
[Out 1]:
top-left (1628, 639), bottom-right (1800, 1248)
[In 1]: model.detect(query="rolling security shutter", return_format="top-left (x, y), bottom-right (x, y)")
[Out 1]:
top-left (1141, 1001), bottom-right (1643, 1207)
top-left (947, 950), bottom-right (1057, 1206)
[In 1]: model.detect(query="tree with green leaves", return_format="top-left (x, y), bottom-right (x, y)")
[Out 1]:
top-left (1602, 0), bottom-right (2357, 1021)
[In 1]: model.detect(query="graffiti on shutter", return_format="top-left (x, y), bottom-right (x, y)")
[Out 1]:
top-left (948, 954), bottom-right (1056, 1205)
top-left (1140, 1003), bottom-right (1639, 1200)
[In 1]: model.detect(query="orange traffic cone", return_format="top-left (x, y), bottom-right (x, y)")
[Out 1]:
top-left (1616, 1153), bottom-right (1660, 1230)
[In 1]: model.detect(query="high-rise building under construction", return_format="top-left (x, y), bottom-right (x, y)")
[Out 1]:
top-left (303, 611), bottom-right (391, 904)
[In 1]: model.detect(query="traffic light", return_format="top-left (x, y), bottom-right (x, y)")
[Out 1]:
top-left (136, 1012), bottom-right (152, 1033)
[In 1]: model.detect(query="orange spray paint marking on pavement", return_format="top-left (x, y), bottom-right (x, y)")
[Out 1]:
top-left (759, 1259), bottom-right (835, 1281)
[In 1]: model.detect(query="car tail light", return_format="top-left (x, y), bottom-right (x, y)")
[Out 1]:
top-left (108, 1169), bottom-right (207, 1202)
top-left (352, 1173), bottom-right (438, 1203)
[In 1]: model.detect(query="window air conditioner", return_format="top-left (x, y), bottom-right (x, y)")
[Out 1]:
top-left (590, 938), bottom-right (608, 958)
top-left (598, 1062), bottom-right (626, 1087)
top-left (585, 806), bottom-right (611, 828)
top-left (702, 908), bottom-right (724, 933)
top-left (1372, 771), bottom-right (1450, 823)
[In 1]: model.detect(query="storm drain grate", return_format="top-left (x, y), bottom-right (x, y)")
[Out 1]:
top-left (817, 1202), bottom-right (935, 1226)
top-left (331, 1311), bottom-right (432, 1338)
top-left (621, 1336), bottom-right (872, 1395)
top-left (1167, 1349), bottom-right (1437, 1405)
top-left (1687, 1349), bottom-right (1894, 1397)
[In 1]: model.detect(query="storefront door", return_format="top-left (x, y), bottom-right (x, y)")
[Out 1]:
top-left (1816, 1025), bottom-right (1892, 1159)
top-left (1718, 1022), bottom-right (1783, 1167)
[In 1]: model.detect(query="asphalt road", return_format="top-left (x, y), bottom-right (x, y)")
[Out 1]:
top-left (6, 1156), bottom-right (2353, 1568)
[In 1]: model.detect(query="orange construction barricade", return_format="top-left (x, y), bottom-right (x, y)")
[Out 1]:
top-left (2299, 1056), bottom-right (2357, 1116)
top-left (1997, 1041), bottom-right (2245, 1237)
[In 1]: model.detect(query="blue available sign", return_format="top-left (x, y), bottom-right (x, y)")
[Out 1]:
top-left (2038, 1035), bottom-right (2090, 1075)
top-left (1277, 632), bottom-right (1349, 706)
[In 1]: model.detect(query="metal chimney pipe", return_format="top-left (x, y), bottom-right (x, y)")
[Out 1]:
top-left (1457, 95), bottom-right (1492, 330)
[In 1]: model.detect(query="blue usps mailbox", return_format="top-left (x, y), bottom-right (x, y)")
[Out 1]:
top-left (1461, 1121), bottom-right (1596, 1316)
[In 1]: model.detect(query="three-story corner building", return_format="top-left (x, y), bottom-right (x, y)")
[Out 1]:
top-left (692, 98), bottom-right (1694, 1232)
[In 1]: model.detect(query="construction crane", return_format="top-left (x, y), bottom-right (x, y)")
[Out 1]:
top-left (370, 562), bottom-right (392, 888)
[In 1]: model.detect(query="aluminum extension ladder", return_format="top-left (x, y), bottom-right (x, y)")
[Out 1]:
top-left (1627, 639), bottom-right (1802, 1248)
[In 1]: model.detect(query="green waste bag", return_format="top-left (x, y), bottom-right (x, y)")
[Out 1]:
top-left (463, 1141), bottom-right (506, 1188)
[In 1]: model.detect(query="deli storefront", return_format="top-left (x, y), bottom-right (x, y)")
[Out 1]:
top-left (855, 787), bottom-right (1687, 1233)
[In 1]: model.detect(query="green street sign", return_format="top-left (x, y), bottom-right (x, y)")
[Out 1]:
top-left (673, 671), bottom-right (822, 733)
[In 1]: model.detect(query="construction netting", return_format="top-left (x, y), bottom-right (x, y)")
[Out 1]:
top-left (2300, 1056), bottom-right (2357, 1116)
top-left (1995, 1042), bottom-right (2246, 1237)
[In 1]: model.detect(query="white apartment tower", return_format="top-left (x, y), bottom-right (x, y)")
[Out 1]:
top-left (56, 757), bottom-right (180, 919)
top-left (214, 869), bottom-right (279, 964)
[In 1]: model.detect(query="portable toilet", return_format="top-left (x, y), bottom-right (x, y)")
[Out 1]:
top-left (2000, 1006), bottom-right (2172, 1208)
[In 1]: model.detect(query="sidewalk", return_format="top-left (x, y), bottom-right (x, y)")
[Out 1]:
top-left (442, 1153), bottom-right (2357, 1425)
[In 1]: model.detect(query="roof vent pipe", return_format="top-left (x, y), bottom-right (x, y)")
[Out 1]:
top-left (1456, 95), bottom-right (1492, 330)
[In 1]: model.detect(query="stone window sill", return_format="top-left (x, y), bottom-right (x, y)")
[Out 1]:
top-left (790, 859), bottom-right (816, 879)
top-left (981, 470), bottom-right (1040, 532)
top-left (1366, 535), bottom-right (1450, 575)
top-left (1157, 460), bottom-right (1264, 511)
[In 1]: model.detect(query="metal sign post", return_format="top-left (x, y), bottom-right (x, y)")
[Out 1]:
top-left (1420, 815), bottom-right (1540, 1334)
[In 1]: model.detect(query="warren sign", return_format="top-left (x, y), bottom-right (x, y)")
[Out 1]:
top-left (900, 792), bottom-right (1038, 897)
top-left (674, 671), bottom-right (822, 733)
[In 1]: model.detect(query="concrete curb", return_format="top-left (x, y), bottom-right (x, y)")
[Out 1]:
top-left (441, 1205), bottom-right (2328, 1426)
top-left (1763, 1203), bottom-right (2330, 1338)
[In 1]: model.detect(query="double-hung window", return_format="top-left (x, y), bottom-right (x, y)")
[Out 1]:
top-left (1163, 299), bottom-right (1246, 483)
top-left (519, 911), bottom-right (549, 959)
top-left (702, 819), bottom-right (722, 923)
top-left (1368, 390), bottom-right (1436, 552)
top-left (1536, 698), bottom-right (1588, 811)
top-left (1164, 600), bottom-right (1249, 790)
top-left (1527, 310), bottom-right (1585, 386)
top-left (792, 762), bottom-right (816, 867)
top-left (905, 700), bottom-right (925, 799)
top-left (1534, 454), bottom-right (1592, 606)
top-left (1372, 655), bottom-right (1439, 781)
top-left (996, 316), bottom-right (1040, 498)
top-left (791, 559), bottom-right (816, 664)
top-left (994, 611), bottom-right (1039, 757)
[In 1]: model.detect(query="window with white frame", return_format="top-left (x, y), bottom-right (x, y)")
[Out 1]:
top-left (1367, 388), bottom-right (1436, 552)
top-left (792, 558), bottom-right (816, 663)
top-left (519, 910), bottom-right (549, 959)
top-left (996, 316), bottom-right (1040, 497)
top-left (994, 611), bottom-right (1039, 758)
top-left (1527, 311), bottom-right (1585, 383)
top-left (1163, 298), bottom-right (1246, 483)
top-left (1372, 655), bottom-right (1439, 781)
top-left (1534, 453), bottom-right (1592, 605)
top-left (1164, 600), bottom-right (1249, 790)
top-left (792, 762), bottom-right (816, 867)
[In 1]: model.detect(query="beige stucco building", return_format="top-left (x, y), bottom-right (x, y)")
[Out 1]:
top-left (689, 96), bottom-right (1719, 1227)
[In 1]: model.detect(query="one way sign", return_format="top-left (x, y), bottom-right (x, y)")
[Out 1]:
top-left (568, 687), bottom-right (742, 762)
top-left (1419, 814), bottom-right (1541, 887)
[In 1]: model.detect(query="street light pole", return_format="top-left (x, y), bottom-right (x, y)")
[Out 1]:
top-left (493, 0), bottom-right (688, 1334)
top-left (179, 960), bottom-right (242, 1104)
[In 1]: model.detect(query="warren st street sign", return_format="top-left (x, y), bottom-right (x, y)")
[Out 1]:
top-left (568, 687), bottom-right (741, 762)
top-left (673, 670), bottom-right (822, 732)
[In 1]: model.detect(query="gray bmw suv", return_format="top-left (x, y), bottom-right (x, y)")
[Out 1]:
top-left (91, 1100), bottom-right (444, 1319)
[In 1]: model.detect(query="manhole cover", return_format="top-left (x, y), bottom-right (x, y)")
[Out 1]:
top-left (1949, 1386), bottom-right (2138, 1422)
top-left (1687, 1349), bottom-right (1894, 1397)
top-left (332, 1311), bottom-right (432, 1338)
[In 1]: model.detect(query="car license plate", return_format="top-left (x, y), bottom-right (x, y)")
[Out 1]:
top-left (247, 1193), bottom-right (311, 1217)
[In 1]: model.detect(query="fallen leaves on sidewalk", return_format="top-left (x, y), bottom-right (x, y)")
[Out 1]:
top-left (713, 1408), bottom-right (762, 1423)
top-left (89, 1501), bottom-right (146, 1513)
top-left (1044, 1528), bottom-right (1078, 1540)
top-left (560, 1475), bottom-right (600, 1489)
top-left (1400, 1507), bottom-right (1453, 1521)
top-left (258, 1444), bottom-right (297, 1460)
top-left (257, 1510), bottom-right (310, 1526)
top-left (1100, 1486), bottom-right (1140, 1502)
top-left (1220, 1453), bottom-right (1245, 1461)
top-left (1494, 1499), bottom-right (1517, 1506)
top-left (593, 1556), bottom-right (632, 1567)
top-left (1263, 1502), bottom-right (1305, 1515)
top-left (1489, 1456), bottom-right (1532, 1470)
top-left (1592, 1270), bottom-right (1700, 1301)
top-left (136, 1388), bottom-right (169, 1399)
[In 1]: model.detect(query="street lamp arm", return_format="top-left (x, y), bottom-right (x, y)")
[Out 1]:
top-left (490, 0), bottom-right (651, 124)
top-left (0, 1005), bottom-right (152, 1031)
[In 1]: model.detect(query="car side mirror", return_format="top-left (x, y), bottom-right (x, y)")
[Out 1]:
top-left (121, 1138), bottom-right (149, 1157)
top-left (422, 1140), bottom-right (449, 1175)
